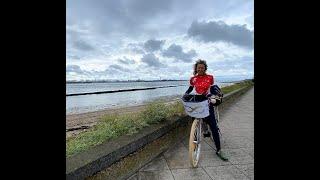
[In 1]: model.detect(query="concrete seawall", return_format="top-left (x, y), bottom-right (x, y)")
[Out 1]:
top-left (66, 85), bottom-right (253, 180)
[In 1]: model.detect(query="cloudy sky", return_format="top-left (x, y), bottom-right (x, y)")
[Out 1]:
top-left (66, 0), bottom-right (254, 81)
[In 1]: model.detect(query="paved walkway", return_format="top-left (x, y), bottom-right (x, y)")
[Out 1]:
top-left (127, 87), bottom-right (254, 180)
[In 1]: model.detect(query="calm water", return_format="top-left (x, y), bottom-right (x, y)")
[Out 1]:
top-left (66, 81), bottom-right (188, 94)
top-left (66, 81), bottom-right (234, 115)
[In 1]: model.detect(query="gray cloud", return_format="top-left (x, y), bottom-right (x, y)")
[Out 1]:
top-left (66, 65), bottom-right (84, 74)
top-left (126, 0), bottom-right (174, 19)
top-left (126, 43), bottom-right (145, 54)
top-left (126, 40), bottom-right (166, 54)
top-left (104, 68), bottom-right (118, 75)
top-left (67, 55), bottom-right (81, 60)
top-left (67, 26), bottom-right (94, 60)
top-left (245, 14), bottom-right (254, 28)
top-left (117, 57), bottom-right (136, 65)
top-left (67, 0), bottom-right (254, 81)
top-left (209, 55), bottom-right (253, 72)
top-left (162, 44), bottom-right (197, 62)
top-left (235, 56), bottom-right (254, 69)
top-left (187, 20), bottom-right (253, 49)
top-left (67, 0), bottom-right (254, 43)
top-left (109, 64), bottom-right (132, 72)
top-left (141, 53), bottom-right (166, 68)
top-left (73, 40), bottom-right (95, 51)
top-left (143, 39), bottom-right (165, 52)
top-left (67, 0), bottom-right (174, 38)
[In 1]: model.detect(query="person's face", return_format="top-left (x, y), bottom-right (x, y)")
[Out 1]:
top-left (196, 64), bottom-right (206, 75)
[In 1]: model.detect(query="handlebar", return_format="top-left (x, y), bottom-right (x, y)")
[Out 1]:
top-left (182, 94), bottom-right (208, 102)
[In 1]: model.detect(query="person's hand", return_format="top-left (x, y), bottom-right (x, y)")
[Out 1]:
top-left (210, 97), bottom-right (216, 104)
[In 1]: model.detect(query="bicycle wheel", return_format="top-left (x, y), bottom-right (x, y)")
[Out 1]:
top-left (189, 118), bottom-right (202, 167)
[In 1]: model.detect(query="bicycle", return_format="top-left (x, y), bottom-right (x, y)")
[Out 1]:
top-left (181, 94), bottom-right (221, 167)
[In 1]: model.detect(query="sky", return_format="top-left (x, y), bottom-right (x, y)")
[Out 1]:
top-left (66, 0), bottom-right (254, 81)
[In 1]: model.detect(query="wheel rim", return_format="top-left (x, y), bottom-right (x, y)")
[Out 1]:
top-left (189, 119), bottom-right (201, 167)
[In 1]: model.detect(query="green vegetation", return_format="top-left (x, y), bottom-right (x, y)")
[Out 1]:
top-left (66, 79), bottom-right (253, 157)
top-left (66, 101), bottom-right (184, 157)
top-left (221, 79), bottom-right (254, 94)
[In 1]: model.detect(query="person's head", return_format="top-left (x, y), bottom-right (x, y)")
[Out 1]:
top-left (193, 59), bottom-right (208, 75)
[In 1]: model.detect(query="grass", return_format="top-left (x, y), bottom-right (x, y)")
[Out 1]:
top-left (221, 79), bottom-right (254, 94)
top-left (66, 101), bottom-right (185, 157)
top-left (66, 79), bottom-right (253, 157)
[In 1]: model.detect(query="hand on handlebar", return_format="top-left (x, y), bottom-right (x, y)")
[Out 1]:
top-left (209, 97), bottom-right (217, 104)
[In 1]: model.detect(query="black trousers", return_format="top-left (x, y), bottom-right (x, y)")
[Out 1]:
top-left (204, 103), bottom-right (221, 151)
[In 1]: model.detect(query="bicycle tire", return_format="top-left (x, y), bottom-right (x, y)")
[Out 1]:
top-left (189, 118), bottom-right (202, 167)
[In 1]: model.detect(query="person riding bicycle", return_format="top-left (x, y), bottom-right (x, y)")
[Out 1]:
top-left (183, 59), bottom-right (228, 161)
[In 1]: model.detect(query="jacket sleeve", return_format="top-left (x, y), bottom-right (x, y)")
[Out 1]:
top-left (185, 86), bottom-right (194, 94)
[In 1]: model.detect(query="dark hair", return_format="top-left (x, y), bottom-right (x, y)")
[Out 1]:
top-left (193, 59), bottom-right (208, 75)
